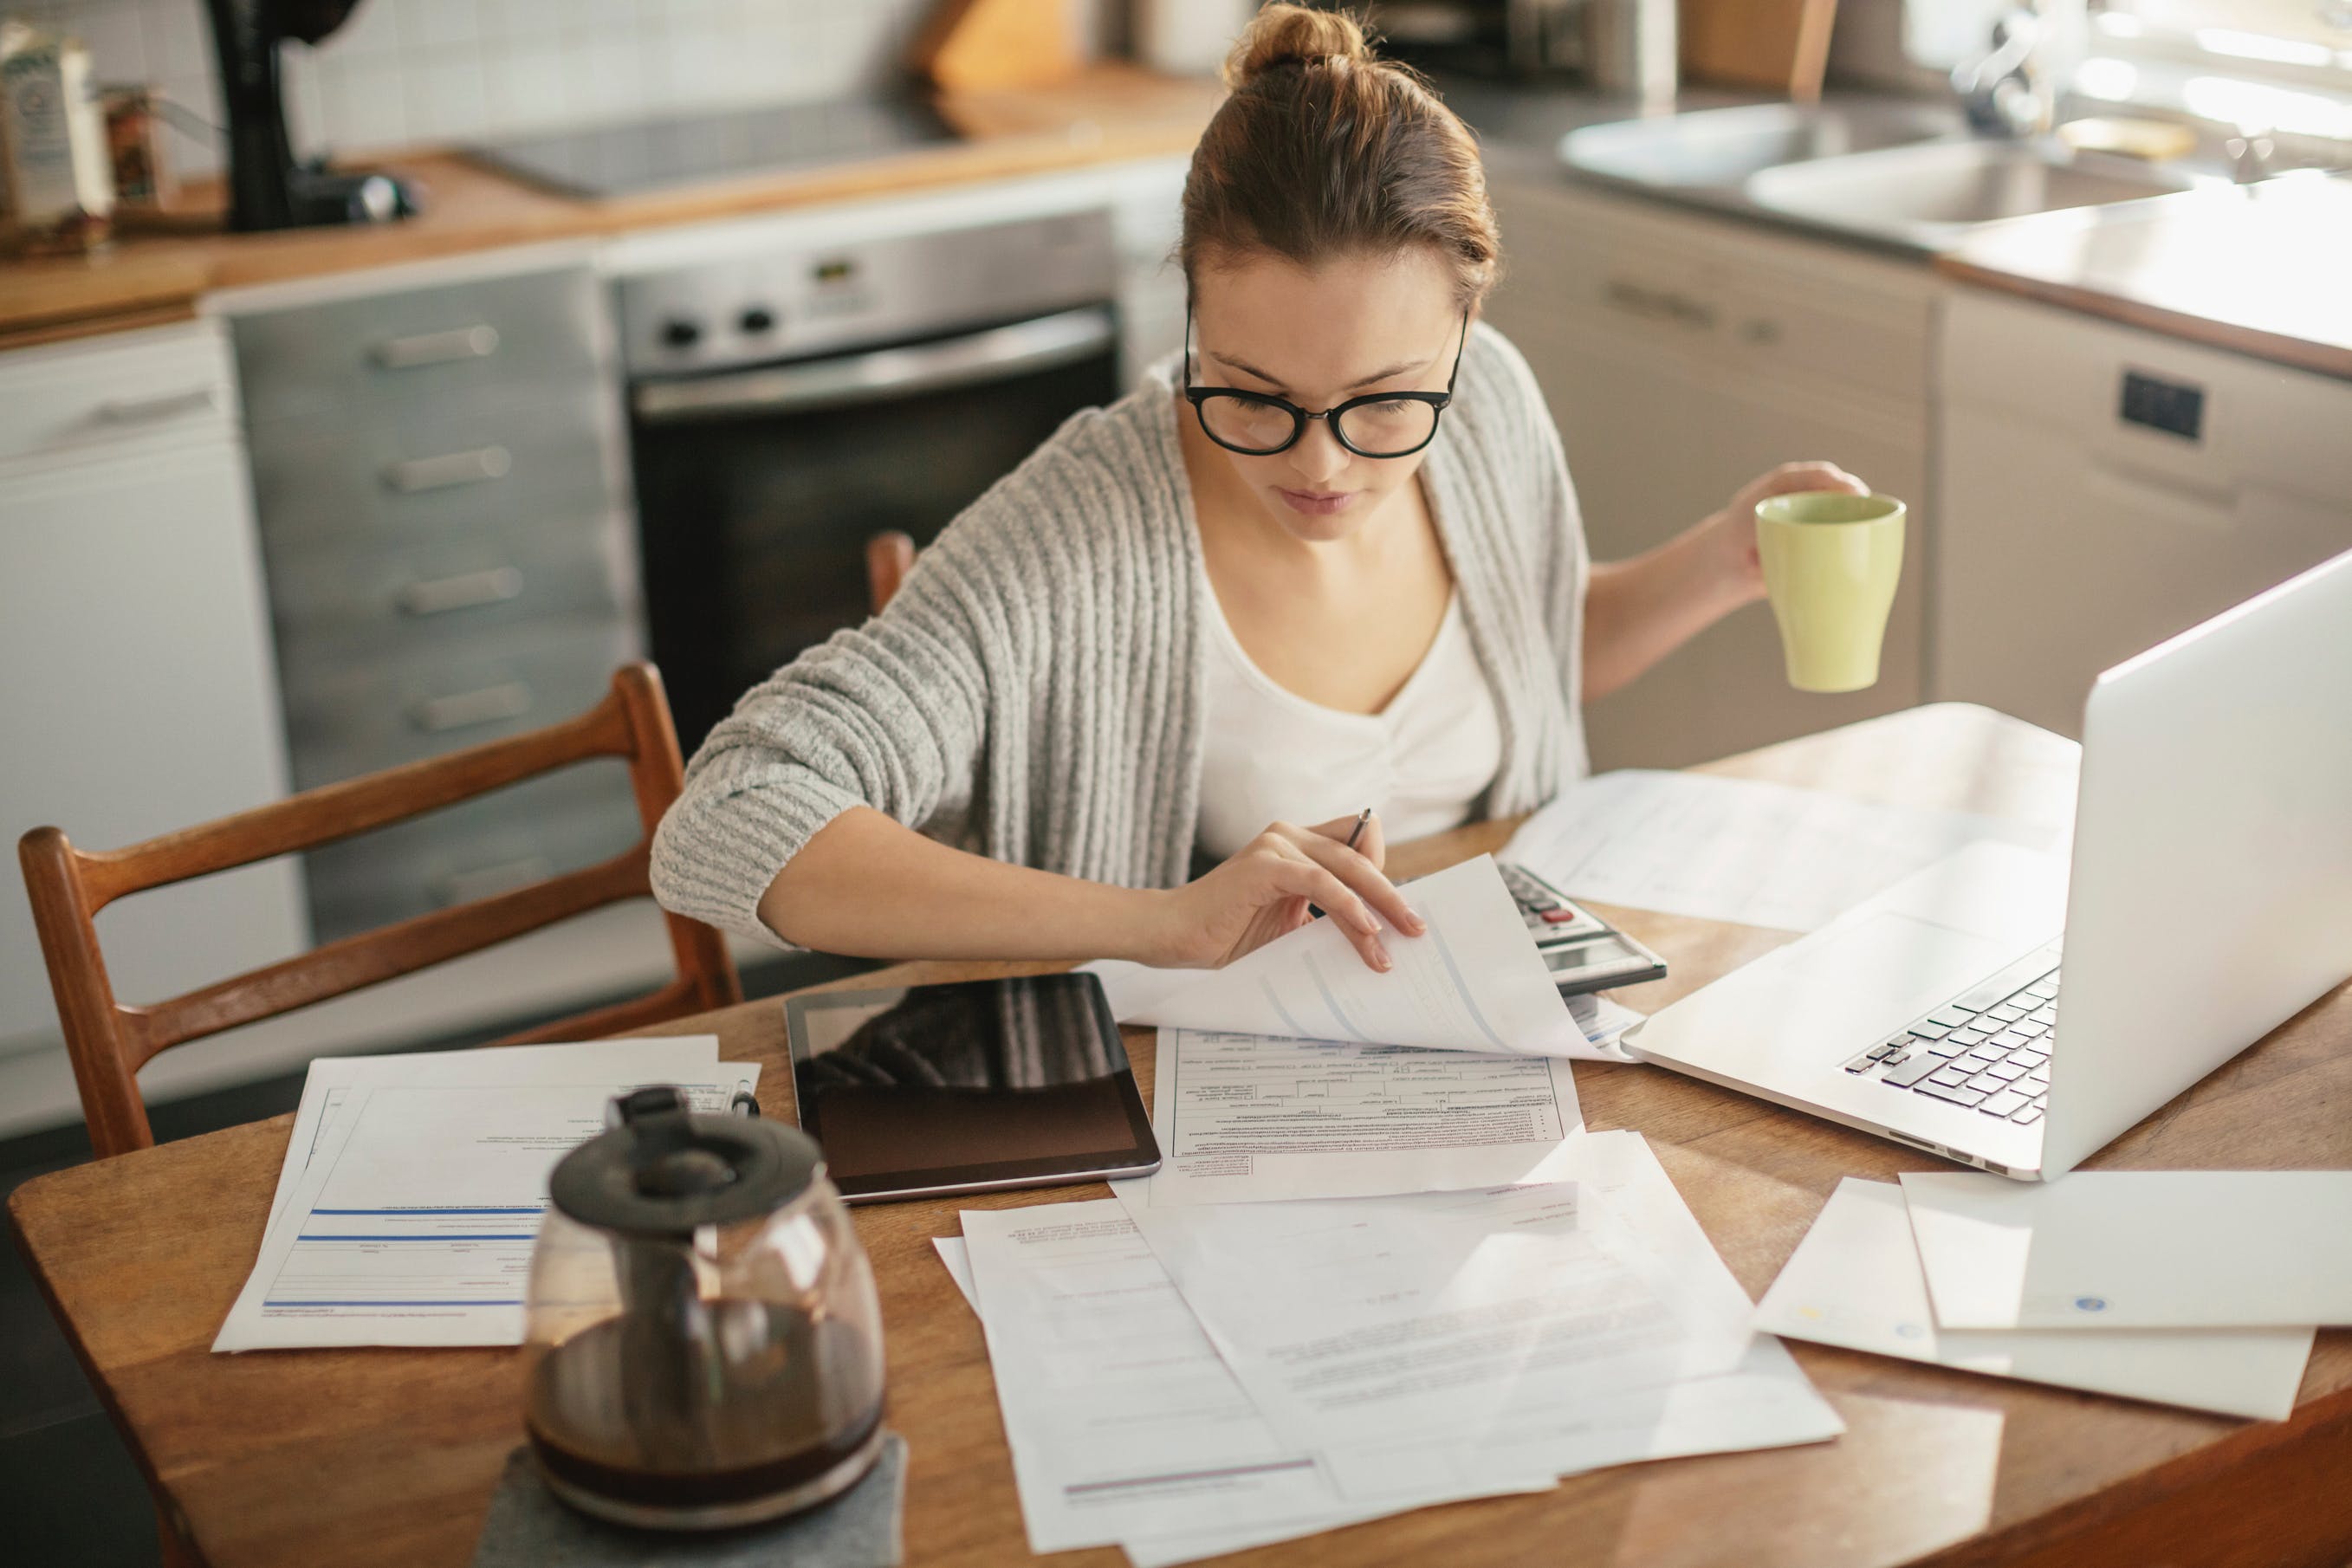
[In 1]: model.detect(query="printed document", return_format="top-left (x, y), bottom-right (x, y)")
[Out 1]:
top-left (1759, 1180), bottom-right (2315, 1419)
top-left (1505, 770), bottom-right (2056, 932)
top-left (217, 1065), bottom-right (759, 1351)
top-left (1127, 1178), bottom-right (1758, 1498)
top-left (265, 1035), bottom-right (724, 1233)
top-left (1901, 1170), bottom-right (2352, 1330)
top-left (953, 1136), bottom-right (1840, 1565)
top-left (1088, 959), bottom-right (1642, 1066)
top-left (936, 1228), bottom-right (1534, 1567)
top-left (1110, 1025), bottom-right (1582, 1207)
top-left (959, 1200), bottom-right (1546, 1557)
top-left (1099, 856), bottom-right (1586, 1056)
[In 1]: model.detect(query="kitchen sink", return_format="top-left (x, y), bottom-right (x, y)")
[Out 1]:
top-left (1745, 139), bottom-right (2197, 246)
top-left (1560, 101), bottom-right (1965, 191)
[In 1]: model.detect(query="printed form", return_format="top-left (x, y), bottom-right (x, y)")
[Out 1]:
top-left (1127, 1178), bottom-right (1759, 1498)
top-left (1113, 1025), bottom-right (1582, 1207)
top-left (958, 1200), bottom-right (1544, 1558)
top-left (263, 1035), bottom-right (725, 1233)
top-left (217, 1066), bottom-right (759, 1351)
top-left (1106, 856), bottom-right (1591, 1057)
top-left (943, 1134), bottom-right (1841, 1565)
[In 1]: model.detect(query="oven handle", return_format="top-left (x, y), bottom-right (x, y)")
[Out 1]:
top-left (631, 305), bottom-right (1118, 424)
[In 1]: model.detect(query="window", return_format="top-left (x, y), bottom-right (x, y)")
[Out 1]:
top-left (2083, 0), bottom-right (2352, 139)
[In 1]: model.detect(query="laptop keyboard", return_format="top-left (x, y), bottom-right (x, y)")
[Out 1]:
top-left (1841, 949), bottom-right (2063, 1126)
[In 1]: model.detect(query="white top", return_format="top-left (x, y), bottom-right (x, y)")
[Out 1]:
top-left (1195, 587), bottom-right (1506, 862)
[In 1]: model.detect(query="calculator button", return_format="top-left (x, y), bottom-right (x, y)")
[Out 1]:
top-left (1539, 909), bottom-right (1580, 923)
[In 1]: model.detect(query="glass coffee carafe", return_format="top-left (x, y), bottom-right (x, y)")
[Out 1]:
top-left (523, 1086), bottom-right (886, 1529)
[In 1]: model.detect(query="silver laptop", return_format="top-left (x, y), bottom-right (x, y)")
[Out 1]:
top-left (1624, 547), bottom-right (2352, 1181)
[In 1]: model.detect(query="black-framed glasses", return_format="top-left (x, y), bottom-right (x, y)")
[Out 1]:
top-left (1182, 304), bottom-right (1468, 459)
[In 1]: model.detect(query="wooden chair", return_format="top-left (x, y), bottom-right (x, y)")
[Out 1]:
top-left (19, 661), bottom-right (741, 1163)
top-left (865, 529), bottom-right (917, 613)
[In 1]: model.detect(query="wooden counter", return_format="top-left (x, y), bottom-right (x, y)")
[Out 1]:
top-left (1934, 174), bottom-right (2352, 381)
top-left (0, 65), bottom-right (1223, 347)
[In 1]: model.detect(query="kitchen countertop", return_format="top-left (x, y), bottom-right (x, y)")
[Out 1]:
top-left (0, 64), bottom-right (1224, 345)
top-left (1933, 173), bottom-right (2352, 380)
top-left (1448, 74), bottom-right (2352, 378)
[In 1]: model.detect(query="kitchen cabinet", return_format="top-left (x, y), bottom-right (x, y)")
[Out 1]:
top-left (224, 252), bottom-right (645, 942)
top-left (1934, 287), bottom-right (2352, 737)
top-left (0, 320), bottom-right (308, 1126)
top-left (1483, 177), bottom-right (1936, 770)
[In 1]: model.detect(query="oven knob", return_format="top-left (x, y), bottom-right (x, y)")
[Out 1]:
top-left (660, 317), bottom-right (703, 349)
top-left (738, 306), bottom-right (776, 334)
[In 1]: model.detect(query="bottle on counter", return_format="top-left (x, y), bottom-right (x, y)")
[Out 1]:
top-left (0, 20), bottom-right (117, 255)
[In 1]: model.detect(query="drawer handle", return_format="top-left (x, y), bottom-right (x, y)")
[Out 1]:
top-left (372, 325), bottom-right (501, 370)
top-left (433, 855), bottom-right (555, 907)
top-left (411, 681), bottom-right (533, 734)
top-left (383, 445), bottom-right (512, 494)
top-left (1604, 278), bottom-right (1717, 330)
top-left (96, 386), bottom-right (220, 424)
top-left (397, 567), bottom-right (524, 617)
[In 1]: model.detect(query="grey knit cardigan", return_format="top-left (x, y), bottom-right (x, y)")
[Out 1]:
top-left (649, 322), bottom-right (1591, 946)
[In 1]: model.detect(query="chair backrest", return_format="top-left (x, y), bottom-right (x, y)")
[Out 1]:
top-left (18, 662), bottom-right (741, 1158)
top-left (866, 530), bottom-right (917, 614)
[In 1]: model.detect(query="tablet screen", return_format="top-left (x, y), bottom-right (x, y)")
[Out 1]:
top-left (784, 974), bottom-right (1160, 1202)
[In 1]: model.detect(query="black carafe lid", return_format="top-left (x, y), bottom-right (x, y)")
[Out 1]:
top-left (549, 1086), bottom-right (821, 1238)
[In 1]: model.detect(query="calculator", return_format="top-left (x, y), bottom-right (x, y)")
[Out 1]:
top-left (1499, 862), bottom-right (1668, 997)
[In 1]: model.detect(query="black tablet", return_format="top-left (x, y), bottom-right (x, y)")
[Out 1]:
top-left (782, 973), bottom-right (1161, 1203)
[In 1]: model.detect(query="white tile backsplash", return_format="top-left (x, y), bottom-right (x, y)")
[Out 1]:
top-left (25, 0), bottom-right (940, 178)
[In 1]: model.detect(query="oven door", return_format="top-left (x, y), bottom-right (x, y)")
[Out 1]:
top-left (630, 305), bottom-right (1122, 751)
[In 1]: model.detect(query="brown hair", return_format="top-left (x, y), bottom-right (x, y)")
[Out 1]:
top-left (1180, 4), bottom-right (1500, 308)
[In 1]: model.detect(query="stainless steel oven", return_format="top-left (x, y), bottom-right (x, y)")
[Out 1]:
top-left (620, 211), bottom-right (1123, 750)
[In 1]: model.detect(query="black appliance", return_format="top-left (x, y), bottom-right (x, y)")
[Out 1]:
top-left (203, 0), bottom-right (420, 230)
top-left (619, 209), bottom-right (1122, 752)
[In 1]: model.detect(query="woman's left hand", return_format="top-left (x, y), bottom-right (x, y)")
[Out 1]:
top-left (1701, 461), bottom-right (1871, 606)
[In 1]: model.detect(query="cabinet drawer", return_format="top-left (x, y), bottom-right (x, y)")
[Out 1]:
top-left (268, 514), bottom-right (636, 664)
top-left (231, 266), bottom-right (607, 425)
top-left (0, 319), bottom-right (236, 470)
top-left (247, 386), bottom-right (622, 560)
top-left (280, 617), bottom-right (640, 787)
top-left (303, 765), bottom-right (643, 942)
top-left (1493, 178), bottom-right (1933, 405)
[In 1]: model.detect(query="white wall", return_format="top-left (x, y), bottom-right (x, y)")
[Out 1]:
top-left (11, 0), bottom-right (946, 178)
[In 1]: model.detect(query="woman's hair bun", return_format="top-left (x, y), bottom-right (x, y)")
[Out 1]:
top-left (1223, 3), bottom-right (1375, 88)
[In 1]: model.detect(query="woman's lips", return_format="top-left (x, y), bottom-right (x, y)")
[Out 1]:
top-left (1275, 486), bottom-right (1357, 516)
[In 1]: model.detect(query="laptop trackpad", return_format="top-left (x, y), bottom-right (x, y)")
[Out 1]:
top-left (1633, 911), bottom-right (2017, 1078)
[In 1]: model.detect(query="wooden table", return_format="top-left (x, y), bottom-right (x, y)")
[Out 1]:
top-left (13, 704), bottom-right (2351, 1568)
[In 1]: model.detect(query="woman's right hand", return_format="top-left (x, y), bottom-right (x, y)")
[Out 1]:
top-left (1143, 814), bottom-right (1427, 972)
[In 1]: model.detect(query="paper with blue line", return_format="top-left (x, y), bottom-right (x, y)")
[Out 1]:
top-left (214, 1046), bottom-right (758, 1351)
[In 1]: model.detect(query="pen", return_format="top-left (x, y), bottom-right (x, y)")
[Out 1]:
top-left (1309, 809), bottom-right (1374, 923)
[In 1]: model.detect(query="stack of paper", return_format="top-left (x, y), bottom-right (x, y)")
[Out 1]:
top-left (215, 1036), bottom-right (761, 1352)
top-left (1756, 1173), bottom-right (2336, 1419)
top-left (947, 1133), bottom-right (1843, 1565)
top-left (1503, 770), bottom-right (2059, 933)
top-left (1090, 856), bottom-right (1623, 1059)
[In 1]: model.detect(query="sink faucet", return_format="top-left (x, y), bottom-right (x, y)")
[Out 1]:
top-left (1953, 8), bottom-right (2047, 138)
top-left (2227, 132), bottom-right (2277, 183)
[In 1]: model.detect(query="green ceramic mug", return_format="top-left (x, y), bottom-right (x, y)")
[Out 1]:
top-left (1755, 491), bottom-right (1906, 693)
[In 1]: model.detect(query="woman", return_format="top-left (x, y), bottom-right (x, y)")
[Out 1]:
top-left (651, 5), bottom-right (1864, 975)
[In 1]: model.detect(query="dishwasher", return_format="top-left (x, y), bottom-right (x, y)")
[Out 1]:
top-left (1934, 288), bottom-right (2352, 737)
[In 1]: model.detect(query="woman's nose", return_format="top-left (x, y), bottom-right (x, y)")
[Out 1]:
top-left (1286, 418), bottom-right (1351, 485)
